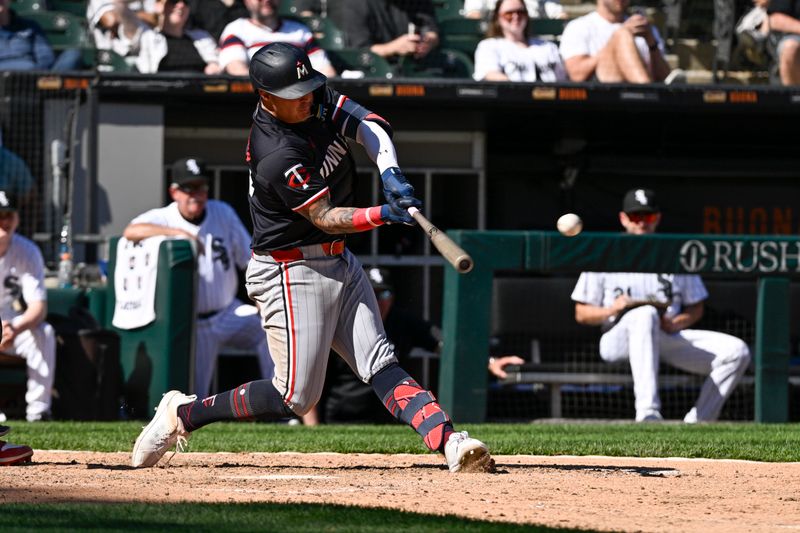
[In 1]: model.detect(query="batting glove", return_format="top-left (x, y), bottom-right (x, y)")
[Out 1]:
top-left (380, 203), bottom-right (416, 226)
top-left (381, 167), bottom-right (415, 205)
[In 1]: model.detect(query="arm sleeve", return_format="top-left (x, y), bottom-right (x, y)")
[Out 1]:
top-left (473, 39), bottom-right (500, 81)
top-left (571, 272), bottom-right (603, 305)
top-left (192, 29), bottom-right (219, 64)
top-left (680, 275), bottom-right (709, 306)
top-left (355, 120), bottom-right (398, 173)
top-left (20, 247), bottom-right (47, 304)
top-left (256, 146), bottom-right (330, 212)
top-left (130, 207), bottom-right (169, 226)
top-left (558, 18), bottom-right (588, 60)
top-left (32, 26), bottom-right (55, 69)
top-left (325, 87), bottom-right (393, 140)
top-left (218, 24), bottom-right (248, 69)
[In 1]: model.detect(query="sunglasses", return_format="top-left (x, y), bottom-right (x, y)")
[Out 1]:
top-left (176, 183), bottom-right (209, 194)
top-left (500, 9), bottom-right (528, 21)
top-left (627, 212), bottom-right (659, 224)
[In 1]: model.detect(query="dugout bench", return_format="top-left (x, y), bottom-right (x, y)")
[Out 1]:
top-left (439, 231), bottom-right (797, 423)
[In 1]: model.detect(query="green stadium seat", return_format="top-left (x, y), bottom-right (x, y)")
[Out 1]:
top-left (328, 49), bottom-right (395, 79)
top-left (11, 0), bottom-right (47, 13)
top-left (22, 11), bottom-right (90, 51)
top-left (399, 48), bottom-right (474, 79)
top-left (433, 0), bottom-right (465, 21)
top-left (278, 0), bottom-right (306, 17)
top-left (82, 47), bottom-right (138, 73)
top-left (49, 0), bottom-right (89, 17)
top-left (530, 18), bottom-right (566, 39)
top-left (438, 17), bottom-right (485, 57)
top-left (301, 15), bottom-right (345, 51)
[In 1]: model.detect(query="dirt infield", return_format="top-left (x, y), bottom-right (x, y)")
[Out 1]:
top-left (4, 451), bottom-right (799, 532)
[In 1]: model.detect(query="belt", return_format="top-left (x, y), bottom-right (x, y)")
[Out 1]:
top-left (255, 240), bottom-right (345, 262)
top-left (197, 309), bottom-right (222, 320)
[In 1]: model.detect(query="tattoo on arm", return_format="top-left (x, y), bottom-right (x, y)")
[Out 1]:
top-left (300, 196), bottom-right (359, 234)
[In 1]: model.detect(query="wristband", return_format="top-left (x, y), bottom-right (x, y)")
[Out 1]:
top-left (352, 206), bottom-right (385, 231)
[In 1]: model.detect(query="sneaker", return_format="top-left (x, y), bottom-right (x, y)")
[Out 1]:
top-left (683, 407), bottom-right (698, 424)
top-left (444, 431), bottom-right (493, 473)
top-left (131, 390), bottom-right (196, 468)
top-left (636, 409), bottom-right (664, 422)
top-left (0, 441), bottom-right (33, 465)
top-left (0, 410), bottom-right (6, 423)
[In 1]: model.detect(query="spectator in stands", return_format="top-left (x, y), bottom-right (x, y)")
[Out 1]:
top-left (0, 190), bottom-right (56, 423)
top-left (219, 0), bottom-right (335, 77)
top-left (0, 133), bottom-right (37, 237)
top-left (571, 188), bottom-right (751, 423)
top-left (329, 0), bottom-right (440, 62)
top-left (136, 0), bottom-right (222, 74)
top-left (122, 157), bottom-right (272, 400)
top-left (0, 0), bottom-right (81, 71)
top-left (559, 0), bottom-right (674, 83)
top-left (767, 0), bottom-right (800, 84)
top-left (302, 267), bottom-right (524, 425)
top-left (87, 0), bottom-right (149, 62)
top-left (473, 0), bottom-right (567, 81)
top-left (187, 0), bottom-right (248, 42)
top-left (465, 0), bottom-right (567, 20)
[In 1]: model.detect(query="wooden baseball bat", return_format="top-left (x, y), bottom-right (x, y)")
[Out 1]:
top-left (408, 207), bottom-right (474, 274)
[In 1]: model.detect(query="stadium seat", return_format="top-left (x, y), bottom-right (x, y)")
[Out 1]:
top-left (438, 17), bottom-right (486, 57)
top-left (327, 49), bottom-right (395, 79)
top-left (301, 15), bottom-right (345, 51)
top-left (278, 0), bottom-right (306, 17)
top-left (23, 11), bottom-right (90, 51)
top-left (49, 0), bottom-right (89, 17)
top-left (10, 0), bottom-right (47, 13)
top-left (399, 48), bottom-right (474, 79)
top-left (82, 47), bottom-right (138, 73)
top-left (530, 18), bottom-right (566, 39)
top-left (433, 0), bottom-right (465, 21)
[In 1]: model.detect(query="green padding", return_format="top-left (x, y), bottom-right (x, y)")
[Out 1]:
top-left (755, 277), bottom-right (790, 422)
top-left (107, 237), bottom-right (196, 416)
top-left (46, 287), bottom-right (88, 318)
top-left (440, 230), bottom-right (796, 423)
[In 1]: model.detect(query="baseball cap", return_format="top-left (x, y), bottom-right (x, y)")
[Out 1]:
top-left (171, 157), bottom-right (210, 186)
top-left (0, 190), bottom-right (18, 211)
top-left (622, 188), bottom-right (659, 214)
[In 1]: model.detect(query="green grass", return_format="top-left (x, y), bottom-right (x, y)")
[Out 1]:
top-left (1, 503), bottom-right (578, 532)
top-left (10, 420), bottom-right (800, 462)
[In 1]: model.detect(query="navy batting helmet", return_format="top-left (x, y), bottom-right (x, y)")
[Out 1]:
top-left (249, 42), bottom-right (326, 98)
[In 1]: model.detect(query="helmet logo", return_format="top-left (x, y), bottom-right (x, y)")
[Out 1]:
top-left (296, 60), bottom-right (308, 79)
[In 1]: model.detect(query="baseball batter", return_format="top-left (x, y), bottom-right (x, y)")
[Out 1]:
top-left (133, 43), bottom-right (492, 473)
top-left (0, 190), bottom-right (55, 422)
top-left (123, 158), bottom-right (272, 399)
top-left (571, 188), bottom-right (751, 422)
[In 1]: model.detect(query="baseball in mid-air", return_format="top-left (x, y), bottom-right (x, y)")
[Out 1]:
top-left (557, 213), bottom-right (583, 237)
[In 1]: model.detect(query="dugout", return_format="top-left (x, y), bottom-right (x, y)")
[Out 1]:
top-left (5, 72), bottom-right (800, 420)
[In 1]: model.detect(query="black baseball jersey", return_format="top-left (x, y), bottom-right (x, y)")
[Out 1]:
top-left (246, 86), bottom-right (391, 251)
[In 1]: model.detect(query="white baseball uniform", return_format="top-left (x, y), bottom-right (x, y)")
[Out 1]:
top-left (559, 11), bottom-right (666, 69)
top-left (0, 234), bottom-right (56, 421)
top-left (572, 272), bottom-right (751, 422)
top-left (131, 200), bottom-right (272, 399)
top-left (218, 17), bottom-right (333, 73)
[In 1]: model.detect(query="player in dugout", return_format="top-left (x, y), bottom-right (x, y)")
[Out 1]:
top-left (132, 42), bottom-right (494, 473)
top-left (571, 188), bottom-right (751, 423)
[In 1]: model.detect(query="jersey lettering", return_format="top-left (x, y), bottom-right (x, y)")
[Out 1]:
top-left (656, 274), bottom-right (673, 301)
top-left (4, 274), bottom-right (20, 300)
top-left (212, 237), bottom-right (230, 271)
top-left (320, 139), bottom-right (348, 179)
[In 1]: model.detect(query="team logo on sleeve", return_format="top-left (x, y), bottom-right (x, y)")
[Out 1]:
top-left (284, 164), bottom-right (312, 189)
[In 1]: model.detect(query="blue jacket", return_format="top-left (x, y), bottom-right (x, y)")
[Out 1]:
top-left (0, 10), bottom-right (55, 70)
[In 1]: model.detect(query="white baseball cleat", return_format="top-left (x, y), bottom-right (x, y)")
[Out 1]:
top-left (131, 390), bottom-right (196, 468)
top-left (444, 431), bottom-right (493, 473)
